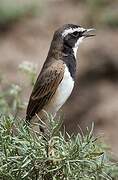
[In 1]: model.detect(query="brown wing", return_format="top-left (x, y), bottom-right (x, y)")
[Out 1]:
top-left (26, 61), bottom-right (65, 121)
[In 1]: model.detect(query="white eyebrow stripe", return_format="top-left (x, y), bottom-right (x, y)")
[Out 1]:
top-left (62, 27), bottom-right (85, 37)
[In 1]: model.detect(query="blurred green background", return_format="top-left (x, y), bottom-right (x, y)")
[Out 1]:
top-left (0, 0), bottom-right (118, 156)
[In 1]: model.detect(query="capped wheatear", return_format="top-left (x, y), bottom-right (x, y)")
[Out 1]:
top-left (26, 24), bottom-right (95, 132)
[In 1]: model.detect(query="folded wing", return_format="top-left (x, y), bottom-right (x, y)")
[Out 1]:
top-left (26, 61), bottom-right (65, 121)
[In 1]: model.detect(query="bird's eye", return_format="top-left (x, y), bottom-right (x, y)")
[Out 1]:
top-left (72, 31), bottom-right (79, 37)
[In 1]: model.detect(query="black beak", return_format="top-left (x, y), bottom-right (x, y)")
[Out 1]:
top-left (82, 28), bottom-right (96, 38)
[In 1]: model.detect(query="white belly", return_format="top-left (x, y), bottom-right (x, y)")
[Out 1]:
top-left (44, 65), bottom-right (74, 116)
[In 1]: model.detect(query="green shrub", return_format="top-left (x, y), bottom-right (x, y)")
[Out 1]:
top-left (0, 61), bottom-right (37, 115)
top-left (0, 115), bottom-right (118, 180)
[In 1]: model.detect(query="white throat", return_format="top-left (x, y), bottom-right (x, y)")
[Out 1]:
top-left (73, 36), bottom-right (84, 58)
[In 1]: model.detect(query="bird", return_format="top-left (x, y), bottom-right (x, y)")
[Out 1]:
top-left (26, 24), bottom-right (95, 133)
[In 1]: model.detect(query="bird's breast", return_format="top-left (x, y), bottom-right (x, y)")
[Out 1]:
top-left (44, 65), bottom-right (74, 116)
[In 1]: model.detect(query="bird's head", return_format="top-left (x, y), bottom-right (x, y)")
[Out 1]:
top-left (53, 24), bottom-right (95, 57)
